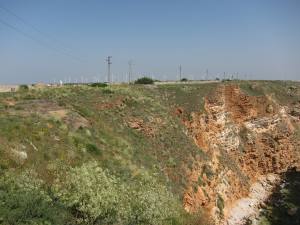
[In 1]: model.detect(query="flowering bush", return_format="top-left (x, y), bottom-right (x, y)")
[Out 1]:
top-left (54, 162), bottom-right (181, 225)
top-left (0, 170), bottom-right (70, 225)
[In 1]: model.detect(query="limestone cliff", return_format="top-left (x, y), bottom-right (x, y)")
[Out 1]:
top-left (179, 84), bottom-right (300, 223)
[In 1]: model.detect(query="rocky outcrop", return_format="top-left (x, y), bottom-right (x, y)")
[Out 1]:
top-left (179, 85), bottom-right (300, 224)
top-left (226, 174), bottom-right (280, 225)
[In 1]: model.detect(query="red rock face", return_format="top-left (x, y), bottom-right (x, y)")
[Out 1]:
top-left (180, 85), bottom-right (300, 222)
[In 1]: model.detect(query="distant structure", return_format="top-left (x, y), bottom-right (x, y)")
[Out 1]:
top-left (34, 83), bottom-right (47, 89)
top-left (106, 56), bottom-right (112, 83)
top-left (0, 85), bottom-right (19, 92)
top-left (128, 60), bottom-right (133, 83)
top-left (179, 65), bottom-right (182, 80)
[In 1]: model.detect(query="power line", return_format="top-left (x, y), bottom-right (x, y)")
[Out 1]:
top-left (0, 18), bottom-right (84, 62)
top-left (0, 3), bottom-right (77, 55)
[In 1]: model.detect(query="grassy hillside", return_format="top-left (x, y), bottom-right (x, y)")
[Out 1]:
top-left (0, 83), bottom-right (219, 225)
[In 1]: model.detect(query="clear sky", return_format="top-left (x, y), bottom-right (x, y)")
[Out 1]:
top-left (0, 0), bottom-right (299, 84)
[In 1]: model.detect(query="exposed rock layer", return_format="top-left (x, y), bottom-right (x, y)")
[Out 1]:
top-left (179, 85), bottom-right (300, 224)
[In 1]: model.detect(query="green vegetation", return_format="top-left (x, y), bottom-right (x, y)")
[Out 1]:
top-left (18, 84), bottom-right (29, 91)
top-left (0, 83), bottom-right (211, 225)
top-left (89, 82), bottom-right (108, 88)
top-left (54, 162), bottom-right (181, 225)
top-left (238, 80), bottom-right (300, 105)
top-left (216, 194), bottom-right (225, 217)
top-left (0, 170), bottom-right (72, 225)
top-left (0, 81), bottom-right (297, 224)
top-left (134, 77), bottom-right (154, 84)
top-left (86, 143), bottom-right (102, 155)
top-left (257, 170), bottom-right (300, 225)
top-left (202, 165), bottom-right (214, 180)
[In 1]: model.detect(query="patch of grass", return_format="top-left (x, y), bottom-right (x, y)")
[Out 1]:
top-left (197, 176), bottom-right (204, 186)
top-left (102, 88), bottom-right (114, 94)
top-left (216, 194), bottom-right (225, 216)
top-left (89, 82), bottom-right (108, 88)
top-left (239, 81), bottom-right (264, 96)
top-left (86, 143), bottom-right (102, 155)
top-left (202, 165), bottom-right (214, 180)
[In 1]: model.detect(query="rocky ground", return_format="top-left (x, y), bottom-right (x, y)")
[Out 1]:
top-left (225, 174), bottom-right (280, 225)
top-left (179, 83), bottom-right (300, 224)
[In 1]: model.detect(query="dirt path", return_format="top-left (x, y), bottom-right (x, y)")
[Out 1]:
top-left (225, 174), bottom-right (280, 225)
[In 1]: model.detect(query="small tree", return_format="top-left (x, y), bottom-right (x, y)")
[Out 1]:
top-left (134, 77), bottom-right (154, 84)
top-left (19, 84), bottom-right (29, 91)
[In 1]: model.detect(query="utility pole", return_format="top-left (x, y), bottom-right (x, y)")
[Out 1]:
top-left (128, 60), bottom-right (133, 83)
top-left (206, 69), bottom-right (209, 80)
top-left (179, 65), bottom-right (182, 80)
top-left (106, 56), bottom-right (112, 83)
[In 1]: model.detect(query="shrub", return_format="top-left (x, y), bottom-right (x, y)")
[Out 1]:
top-left (89, 83), bottom-right (108, 88)
top-left (86, 143), bottom-right (102, 155)
top-left (54, 162), bottom-right (181, 225)
top-left (134, 77), bottom-right (154, 84)
top-left (54, 162), bottom-right (129, 224)
top-left (19, 84), bottom-right (29, 91)
top-left (180, 78), bottom-right (188, 82)
top-left (0, 171), bottom-right (70, 225)
top-left (128, 172), bottom-right (181, 225)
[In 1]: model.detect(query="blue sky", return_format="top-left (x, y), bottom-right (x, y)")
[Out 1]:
top-left (0, 0), bottom-right (299, 84)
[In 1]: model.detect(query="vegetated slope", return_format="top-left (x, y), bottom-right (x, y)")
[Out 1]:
top-left (0, 83), bottom-right (215, 225)
top-left (0, 81), bottom-right (299, 225)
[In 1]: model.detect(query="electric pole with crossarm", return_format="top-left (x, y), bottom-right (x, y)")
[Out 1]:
top-left (106, 56), bottom-right (112, 83)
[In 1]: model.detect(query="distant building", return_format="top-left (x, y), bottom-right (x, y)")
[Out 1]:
top-left (0, 85), bottom-right (19, 93)
top-left (34, 83), bottom-right (47, 89)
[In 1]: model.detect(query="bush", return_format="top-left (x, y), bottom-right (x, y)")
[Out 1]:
top-left (128, 172), bottom-right (181, 225)
top-left (54, 162), bottom-right (129, 224)
top-left (180, 78), bottom-right (188, 82)
top-left (19, 84), bottom-right (29, 91)
top-left (86, 143), bottom-right (102, 155)
top-left (89, 83), bottom-right (108, 88)
top-left (0, 171), bottom-right (71, 225)
top-left (54, 162), bottom-right (181, 225)
top-left (134, 77), bottom-right (154, 84)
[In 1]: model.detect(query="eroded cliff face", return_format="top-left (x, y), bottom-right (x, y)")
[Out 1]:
top-left (179, 84), bottom-right (300, 223)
